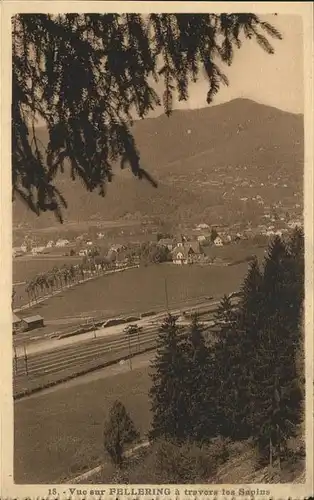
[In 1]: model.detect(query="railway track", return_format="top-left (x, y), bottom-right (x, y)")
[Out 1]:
top-left (14, 325), bottom-right (158, 379)
top-left (13, 299), bottom-right (239, 396)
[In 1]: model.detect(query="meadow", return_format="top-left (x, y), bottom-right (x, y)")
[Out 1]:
top-left (204, 241), bottom-right (266, 261)
top-left (14, 361), bottom-right (152, 484)
top-left (17, 261), bottom-right (251, 325)
top-left (13, 240), bottom-right (266, 284)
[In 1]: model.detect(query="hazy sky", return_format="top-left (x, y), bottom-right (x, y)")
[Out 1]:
top-left (154, 14), bottom-right (304, 115)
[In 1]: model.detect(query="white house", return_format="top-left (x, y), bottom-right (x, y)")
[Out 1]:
top-left (196, 223), bottom-right (209, 231)
top-left (46, 240), bottom-right (54, 248)
top-left (287, 221), bottom-right (302, 229)
top-left (213, 236), bottom-right (223, 247)
top-left (172, 247), bottom-right (195, 265)
top-left (56, 239), bottom-right (70, 247)
top-left (31, 246), bottom-right (46, 255)
top-left (97, 233), bottom-right (105, 239)
top-left (79, 249), bottom-right (88, 257)
top-left (197, 234), bottom-right (210, 243)
top-left (13, 248), bottom-right (23, 258)
top-left (86, 240), bottom-right (93, 246)
top-left (197, 235), bottom-right (207, 242)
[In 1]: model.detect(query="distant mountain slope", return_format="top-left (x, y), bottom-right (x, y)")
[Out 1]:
top-left (13, 98), bottom-right (303, 230)
top-left (132, 98), bottom-right (303, 174)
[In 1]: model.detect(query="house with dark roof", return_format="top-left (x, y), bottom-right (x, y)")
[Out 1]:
top-left (171, 241), bottom-right (204, 265)
top-left (109, 244), bottom-right (125, 253)
top-left (21, 315), bottom-right (44, 331)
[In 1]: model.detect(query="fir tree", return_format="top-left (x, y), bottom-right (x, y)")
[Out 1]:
top-left (229, 257), bottom-right (264, 439)
top-left (149, 314), bottom-right (188, 442)
top-left (262, 236), bottom-right (291, 319)
top-left (252, 319), bottom-right (303, 467)
top-left (262, 235), bottom-right (302, 377)
top-left (239, 256), bottom-right (263, 330)
top-left (183, 314), bottom-right (217, 442)
top-left (286, 227), bottom-right (305, 324)
top-left (248, 235), bottom-right (304, 465)
top-left (213, 294), bottom-right (238, 332)
top-left (104, 400), bottom-right (139, 468)
top-left (288, 226), bottom-right (304, 262)
top-left (211, 294), bottom-right (244, 438)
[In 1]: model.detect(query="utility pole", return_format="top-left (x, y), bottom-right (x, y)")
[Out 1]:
top-left (137, 329), bottom-right (140, 353)
top-left (24, 345), bottom-right (28, 376)
top-left (128, 332), bottom-right (133, 370)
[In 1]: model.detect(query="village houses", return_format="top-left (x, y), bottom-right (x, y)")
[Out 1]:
top-left (197, 235), bottom-right (207, 242)
top-left (31, 246), bottom-right (46, 256)
top-left (55, 238), bottom-right (70, 247)
top-left (195, 223), bottom-right (210, 231)
top-left (213, 236), bottom-right (224, 247)
top-left (12, 248), bottom-right (24, 258)
top-left (171, 241), bottom-right (204, 265)
top-left (109, 243), bottom-right (125, 253)
top-left (79, 249), bottom-right (88, 257)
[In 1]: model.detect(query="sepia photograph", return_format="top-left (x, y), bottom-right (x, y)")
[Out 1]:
top-left (1, 1), bottom-right (313, 496)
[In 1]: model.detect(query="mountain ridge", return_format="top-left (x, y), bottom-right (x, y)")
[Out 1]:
top-left (13, 98), bottom-right (303, 231)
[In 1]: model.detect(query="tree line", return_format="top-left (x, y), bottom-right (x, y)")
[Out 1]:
top-left (24, 257), bottom-right (117, 305)
top-left (22, 242), bottom-right (172, 306)
top-left (103, 228), bottom-right (304, 482)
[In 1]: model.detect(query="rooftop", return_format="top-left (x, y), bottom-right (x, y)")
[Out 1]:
top-left (22, 315), bottom-right (44, 324)
top-left (12, 313), bottom-right (21, 324)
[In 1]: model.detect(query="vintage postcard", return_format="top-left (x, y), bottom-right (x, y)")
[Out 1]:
top-left (0, 1), bottom-right (313, 499)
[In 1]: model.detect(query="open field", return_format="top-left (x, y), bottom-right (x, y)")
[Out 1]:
top-left (204, 241), bottom-right (266, 261)
top-left (14, 357), bottom-right (152, 484)
top-left (15, 261), bottom-right (252, 326)
top-left (13, 241), bottom-right (266, 310)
